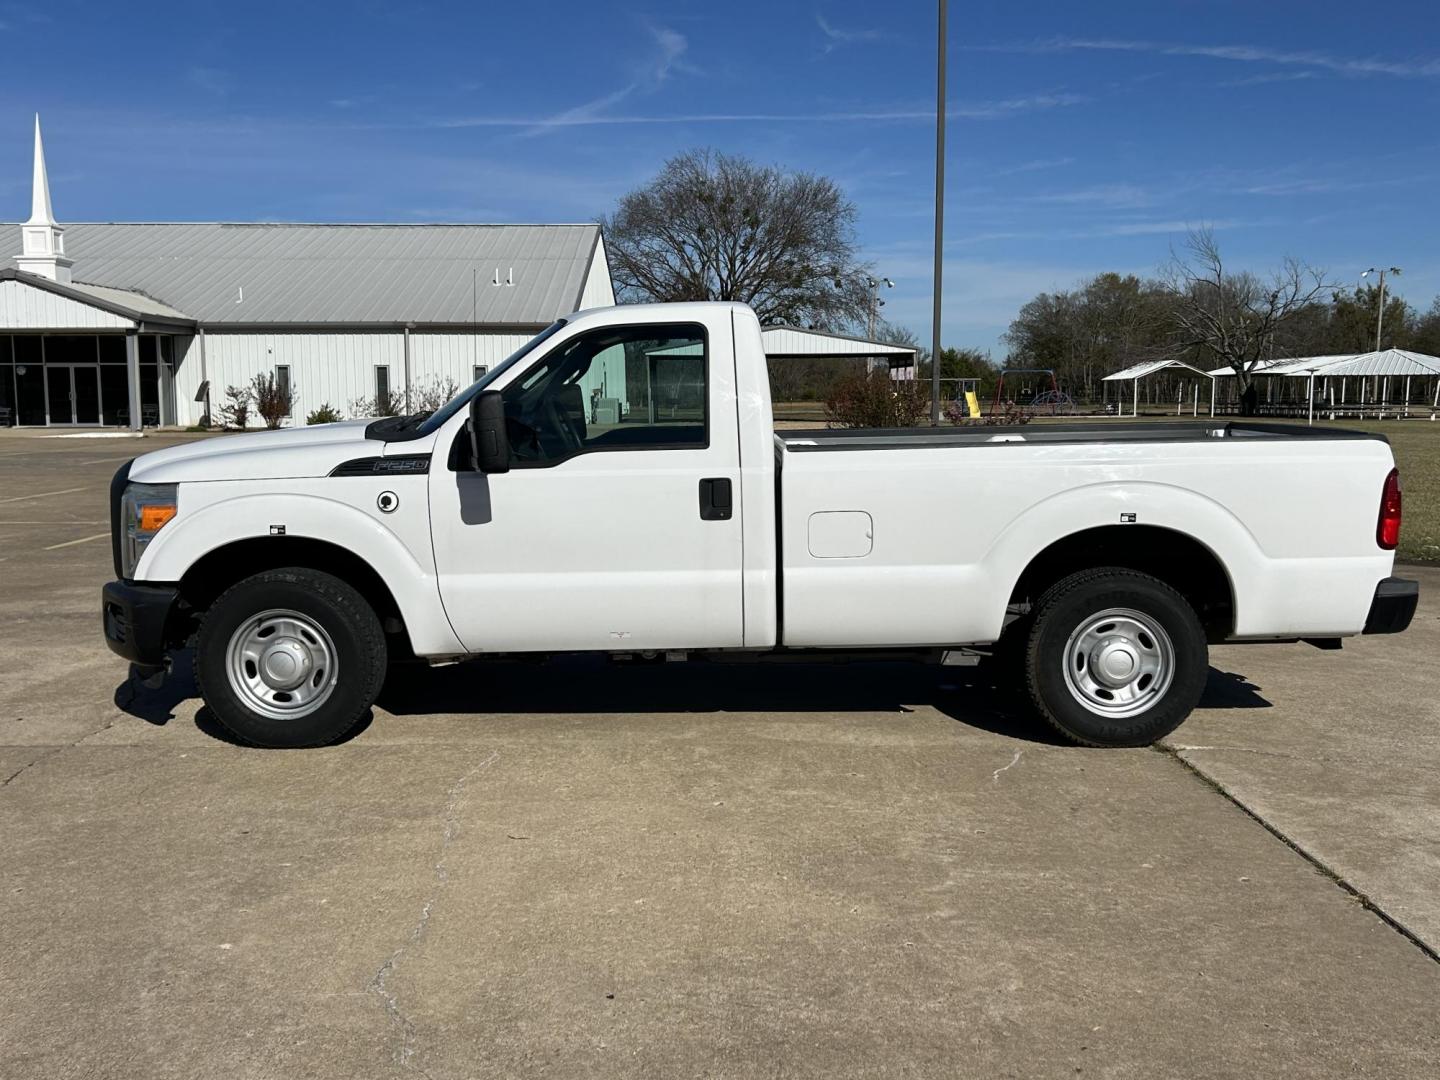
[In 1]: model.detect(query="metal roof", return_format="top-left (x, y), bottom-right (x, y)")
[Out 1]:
top-left (0, 268), bottom-right (195, 325)
top-left (1207, 355), bottom-right (1361, 376)
top-left (760, 325), bottom-right (916, 359)
top-left (1275, 349), bottom-right (1440, 378)
top-left (1, 222), bottom-right (603, 327)
top-left (1102, 358), bottom-right (1214, 382)
top-left (1206, 350), bottom-right (1440, 377)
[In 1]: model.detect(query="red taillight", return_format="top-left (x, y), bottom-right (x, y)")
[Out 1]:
top-left (1377, 468), bottom-right (1402, 550)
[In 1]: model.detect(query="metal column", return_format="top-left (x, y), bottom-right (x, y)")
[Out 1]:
top-left (125, 329), bottom-right (142, 432)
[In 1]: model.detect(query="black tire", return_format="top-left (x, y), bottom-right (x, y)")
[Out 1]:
top-left (195, 568), bottom-right (387, 748)
top-left (1024, 568), bottom-right (1207, 747)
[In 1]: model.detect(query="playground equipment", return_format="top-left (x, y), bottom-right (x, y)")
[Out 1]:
top-left (991, 369), bottom-right (1074, 416)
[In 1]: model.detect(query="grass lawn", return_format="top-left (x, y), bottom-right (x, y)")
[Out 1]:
top-left (773, 403), bottom-right (1440, 564)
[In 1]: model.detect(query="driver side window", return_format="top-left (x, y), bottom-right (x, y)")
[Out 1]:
top-left (500, 323), bottom-right (707, 465)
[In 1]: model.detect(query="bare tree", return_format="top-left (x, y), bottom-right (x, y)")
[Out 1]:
top-left (1159, 229), bottom-right (1333, 409)
top-left (602, 149), bottom-right (872, 330)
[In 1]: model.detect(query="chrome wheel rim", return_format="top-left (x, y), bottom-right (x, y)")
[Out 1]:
top-left (225, 608), bottom-right (338, 720)
top-left (1061, 607), bottom-right (1174, 719)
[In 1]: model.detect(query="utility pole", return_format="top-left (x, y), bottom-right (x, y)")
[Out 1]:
top-left (930, 0), bottom-right (947, 424)
top-left (1361, 266), bottom-right (1402, 351)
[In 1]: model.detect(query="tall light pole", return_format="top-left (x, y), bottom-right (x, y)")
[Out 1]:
top-left (1361, 266), bottom-right (1402, 352)
top-left (930, 0), bottom-right (947, 424)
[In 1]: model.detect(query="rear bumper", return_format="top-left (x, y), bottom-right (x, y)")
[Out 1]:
top-left (102, 580), bottom-right (179, 666)
top-left (1363, 577), bottom-right (1419, 635)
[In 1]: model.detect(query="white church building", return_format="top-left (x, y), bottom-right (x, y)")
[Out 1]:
top-left (2, 118), bottom-right (916, 429)
top-left (1, 118), bottom-right (614, 428)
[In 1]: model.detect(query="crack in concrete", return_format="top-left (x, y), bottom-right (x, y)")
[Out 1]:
top-left (1156, 745), bottom-right (1440, 967)
top-left (2, 749), bottom-right (61, 787)
top-left (369, 752), bottom-right (498, 1075)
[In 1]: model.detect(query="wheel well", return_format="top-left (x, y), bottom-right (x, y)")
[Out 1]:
top-left (1009, 525), bottom-right (1235, 640)
top-left (178, 537), bottom-right (410, 648)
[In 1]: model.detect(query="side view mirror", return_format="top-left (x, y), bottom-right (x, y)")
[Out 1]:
top-left (468, 391), bottom-right (510, 473)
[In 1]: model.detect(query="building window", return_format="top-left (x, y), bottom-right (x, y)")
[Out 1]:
top-left (375, 365), bottom-right (391, 412)
top-left (275, 365), bottom-right (292, 415)
top-left (473, 365), bottom-right (489, 383)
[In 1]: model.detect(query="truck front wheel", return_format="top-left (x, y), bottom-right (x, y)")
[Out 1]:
top-left (195, 568), bottom-right (387, 748)
top-left (1025, 568), bottom-right (1207, 747)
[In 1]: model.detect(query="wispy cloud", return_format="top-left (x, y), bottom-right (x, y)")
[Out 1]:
top-left (816, 13), bottom-right (883, 54)
top-left (951, 219), bottom-right (1248, 245)
top-left (1220, 71), bottom-right (1318, 88)
top-left (186, 65), bottom-right (232, 96)
top-left (522, 24), bottom-right (693, 135)
top-left (993, 156), bottom-right (1075, 176)
top-left (1027, 182), bottom-right (1156, 209)
top-left (974, 37), bottom-right (1440, 79)
top-left (437, 93), bottom-right (1085, 130)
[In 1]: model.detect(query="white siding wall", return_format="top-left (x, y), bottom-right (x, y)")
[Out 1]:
top-left (578, 235), bottom-right (616, 310)
top-left (408, 332), bottom-right (534, 391)
top-left (171, 330), bottom-right (541, 427)
top-left (0, 280), bottom-right (134, 330)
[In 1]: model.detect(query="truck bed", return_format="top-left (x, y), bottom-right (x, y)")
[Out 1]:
top-left (772, 419), bottom-right (1396, 649)
top-left (778, 421), bottom-right (1387, 452)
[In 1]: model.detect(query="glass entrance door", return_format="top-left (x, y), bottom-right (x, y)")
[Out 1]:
top-left (73, 366), bottom-right (101, 424)
top-left (43, 366), bottom-right (102, 425)
top-left (46, 366), bottom-right (73, 424)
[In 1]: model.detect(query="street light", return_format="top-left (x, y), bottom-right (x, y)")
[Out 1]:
top-left (1360, 266), bottom-right (1403, 352)
top-left (865, 276), bottom-right (894, 340)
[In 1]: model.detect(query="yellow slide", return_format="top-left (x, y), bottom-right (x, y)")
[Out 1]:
top-left (964, 390), bottom-right (982, 419)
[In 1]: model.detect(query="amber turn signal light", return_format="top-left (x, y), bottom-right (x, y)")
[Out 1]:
top-left (139, 505), bottom-right (177, 532)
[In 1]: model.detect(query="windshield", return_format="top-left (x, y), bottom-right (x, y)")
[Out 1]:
top-left (413, 319), bottom-right (568, 436)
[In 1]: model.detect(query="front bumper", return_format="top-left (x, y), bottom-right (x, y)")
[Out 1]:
top-left (1363, 577), bottom-right (1419, 635)
top-left (102, 580), bottom-right (180, 666)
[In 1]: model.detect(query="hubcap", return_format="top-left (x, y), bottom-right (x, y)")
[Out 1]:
top-left (1061, 608), bottom-right (1175, 718)
top-left (225, 609), bottom-right (338, 721)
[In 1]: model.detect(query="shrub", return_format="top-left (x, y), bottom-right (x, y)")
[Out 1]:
top-left (824, 372), bottom-right (929, 429)
top-left (348, 393), bottom-right (402, 418)
top-left (218, 385), bottom-right (251, 430)
top-left (251, 372), bottom-right (294, 430)
top-left (306, 403), bottom-right (344, 425)
top-left (409, 376), bottom-right (460, 415)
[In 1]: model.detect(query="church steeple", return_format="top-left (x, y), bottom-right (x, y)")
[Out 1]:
top-left (16, 115), bottom-right (73, 283)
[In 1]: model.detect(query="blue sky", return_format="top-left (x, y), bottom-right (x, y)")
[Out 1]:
top-left (3, 0), bottom-right (1438, 355)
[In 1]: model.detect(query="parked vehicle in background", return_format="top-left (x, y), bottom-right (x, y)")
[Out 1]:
top-left (102, 302), bottom-right (1418, 749)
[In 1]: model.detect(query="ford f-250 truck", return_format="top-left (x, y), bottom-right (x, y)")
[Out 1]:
top-left (102, 302), bottom-right (1418, 749)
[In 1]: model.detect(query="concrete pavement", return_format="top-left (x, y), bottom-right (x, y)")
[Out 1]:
top-left (2, 430), bottom-right (1438, 1079)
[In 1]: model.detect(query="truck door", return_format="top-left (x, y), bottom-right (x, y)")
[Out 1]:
top-left (428, 317), bottom-right (745, 653)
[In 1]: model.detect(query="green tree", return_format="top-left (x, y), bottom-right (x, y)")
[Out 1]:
top-left (1326, 284), bottom-right (1414, 352)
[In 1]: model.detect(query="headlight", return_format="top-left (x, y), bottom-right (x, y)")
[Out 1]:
top-left (120, 482), bottom-right (178, 578)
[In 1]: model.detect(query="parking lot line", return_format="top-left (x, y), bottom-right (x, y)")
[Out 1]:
top-left (43, 532), bottom-right (110, 551)
top-left (0, 486), bottom-right (92, 504)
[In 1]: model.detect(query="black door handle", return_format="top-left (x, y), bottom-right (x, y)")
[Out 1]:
top-left (699, 477), bottom-right (732, 521)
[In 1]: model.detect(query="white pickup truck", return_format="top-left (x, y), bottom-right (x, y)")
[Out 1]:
top-left (103, 302), bottom-right (1417, 749)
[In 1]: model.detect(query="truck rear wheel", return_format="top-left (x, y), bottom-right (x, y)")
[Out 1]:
top-left (1025, 568), bottom-right (1207, 747)
top-left (195, 568), bottom-right (387, 748)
